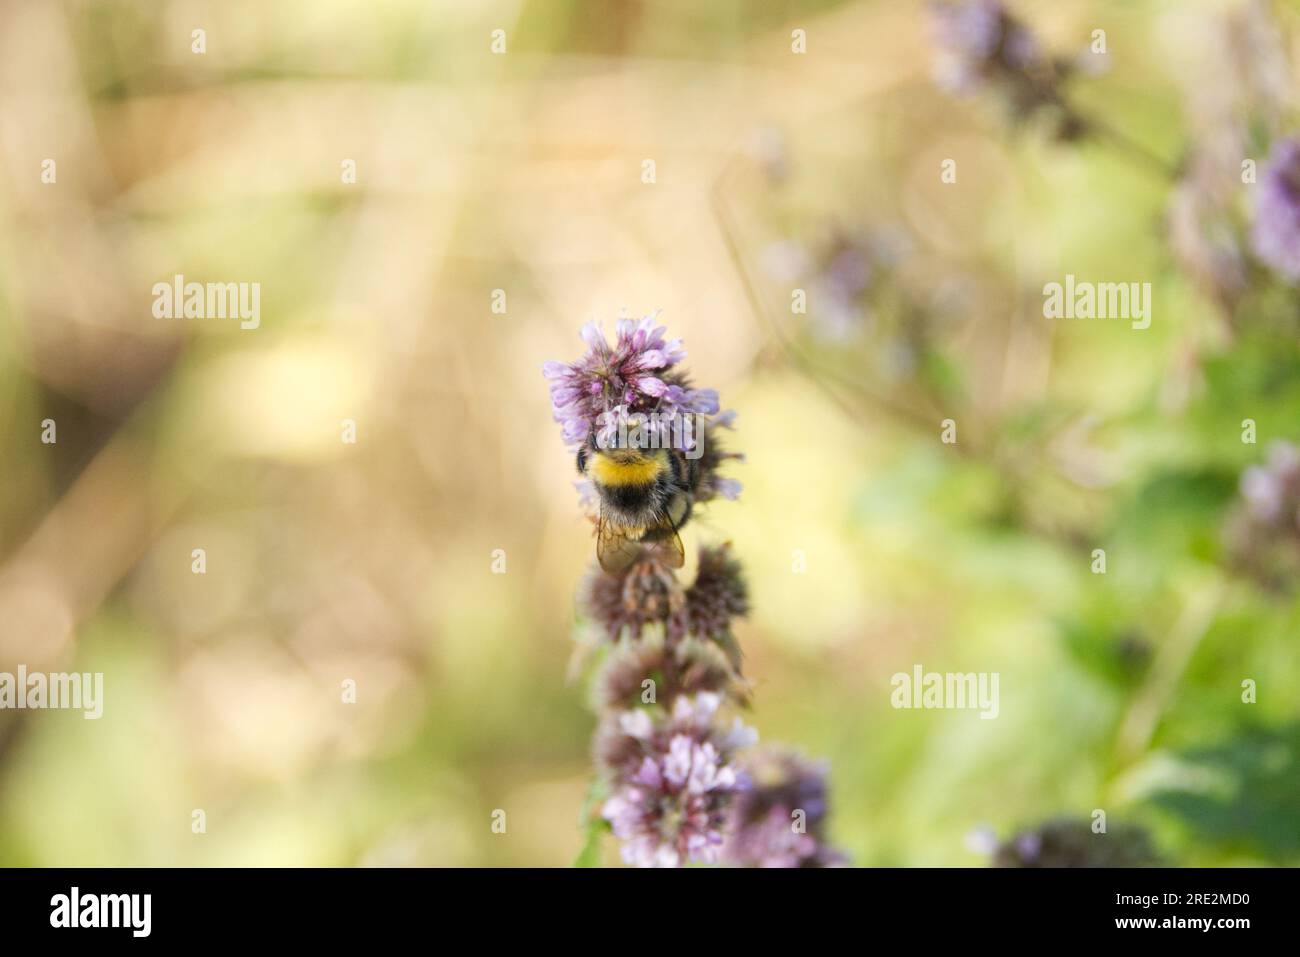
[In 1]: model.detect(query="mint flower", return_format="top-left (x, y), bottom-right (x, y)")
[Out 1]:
top-left (1225, 441), bottom-right (1300, 589)
top-left (990, 818), bottom-right (1161, 867)
top-left (929, 1), bottom-right (1091, 142)
top-left (544, 314), bottom-right (715, 446)
top-left (552, 316), bottom-right (843, 867)
top-left (930, 0), bottom-right (1045, 95)
top-left (583, 553), bottom-right (688, 643)
top-left (722, 748), bottom-right (846, 868)
top-left (595, 633), bottom-right (743, 712)
top-left (582, 544), bottom-right (747, 669)
top-left (598, 694), bottom-right (757, 867)
top-left (684, 544), bottom-right (748, 653)
top-left (1240, 441), bottom-right (1300, 525)
top-left (1251, 138), bottom-right (1300, 282)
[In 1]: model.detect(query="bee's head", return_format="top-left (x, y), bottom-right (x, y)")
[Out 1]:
top-left (598, 445), bottom-right (648, 465)
top-left (590, 415), bottom-right (651, 463)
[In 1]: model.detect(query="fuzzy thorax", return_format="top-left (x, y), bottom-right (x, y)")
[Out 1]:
top-left (590, 449), bottom-right (668, 487)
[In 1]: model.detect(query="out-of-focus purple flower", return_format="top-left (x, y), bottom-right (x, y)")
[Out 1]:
top-left (811, 238), bottom-right (875, 342)
top-left (932, 0), bottom-right (1002, 75)
top-left (1225, 441), bottom-right (1300, 590)
top-left (1250, 138), bottom-right (1300, 282)
top-left (1015, 832), bottom-right (1044, 860)
top-left (722, 748), bottom-right (846, 868)
top-left (763, 228), bottom-right (915, 344)
top-left (1167, 3), bottom-right (1287, 316)
top-left (990, 818), bottom-right (1161, 867)
top-left (964, 824), bottom-right (999, 855)
top-left (544, 314), bottom-right (708, 446)
top-left (929, 1), bottom-right (1082, 140)
top-left (930, 0), bottom-right (1043, 94)
top-left (1168, 167), bottom-right (1248, 312)
top-left (598, 693), bottom-right (757, 867)
top-left (823, 240), bottom-right (874, 296)
top-left (768, 231), bottom-right (877, 342)
top-left (713, 477), bottom-right (743, 500)
top-left (1240, 441), bottom-right (1300, 526)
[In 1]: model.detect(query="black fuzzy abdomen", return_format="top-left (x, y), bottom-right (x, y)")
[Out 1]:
top-left (602, 481), bottom-right (655, 513)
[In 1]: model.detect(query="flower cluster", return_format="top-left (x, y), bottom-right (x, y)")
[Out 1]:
top-left (1167, 1), bottom-right (1286, 314)
top-left (594, 632), bottom-right (744, 712)
top-left (1240, 441), bottom-right (1300, 526)
top-left (543, 314), bottom-right (717, 447)
top-left (583, 543), bottom-right (747, 667)
top-left (547, 316), bottom-right (845, 867)
top-left (1251, 138), bottom-right (1300, 282)
top-left (987, 818), bottom-right (1161, 868)
top-left (722, 748), bottom-right (846, 868)
top-left (546, 315), bottom-right (743, 512)
top-left (930, 0), bottom-right (1044, 95)
top-left (763, 229), bottom-right (908, 344)
top-left (596, 694), bottom-right (755, 867)
top-left (760, 225), bottom-right (968, 392)
top-left (1226, 441), bottom-right (1300, 589)
top-left (929, 0), bottom-right (1077, 136)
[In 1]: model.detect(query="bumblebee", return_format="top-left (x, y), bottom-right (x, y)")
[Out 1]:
top-left (577, 432), bottom-right (700, 573)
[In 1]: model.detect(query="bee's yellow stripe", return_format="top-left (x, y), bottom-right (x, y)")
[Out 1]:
top-left (592, 452), bottom-right (664, 486)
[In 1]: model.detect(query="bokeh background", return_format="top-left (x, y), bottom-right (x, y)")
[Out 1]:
top-left (0, 0), bottom-right (1297, 866)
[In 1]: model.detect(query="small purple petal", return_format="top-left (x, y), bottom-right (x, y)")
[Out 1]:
top-left (636, 376), bottom-right (667, 397)
top-left (632, 756), bottom-right (663, 789)
top-left (562, 417), bottom-right (589, 443)
top-left (716, 477), bottom-right (743, 500)
top-left (685, 389), bottom-right (720, 414)
top-left (635, 349), bottom-right (667, 370)
top-left (580, 321), bottom-right (606, 350)
top-left (1252, 139), bottom-right (1300, 282)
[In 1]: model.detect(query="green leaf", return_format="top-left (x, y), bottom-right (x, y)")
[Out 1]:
top-left (1143, 722), bottom-right (1300, 863)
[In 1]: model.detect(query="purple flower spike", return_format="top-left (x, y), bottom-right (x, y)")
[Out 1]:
top-left (551, 315), bottom-right (840, 868)
top-left (543, 313), bottom-right (707, 447)
top-left (599, 694), bottom-right (755, 868)
top-left (931, 0), bottom-right (1037, 93)
top-left (721, 748), bottom-right (847, 868)
top-left (1251, 139), bottom-right (1300, 282)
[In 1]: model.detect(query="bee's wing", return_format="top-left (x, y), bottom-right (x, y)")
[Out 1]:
top-left (659, 490), bottom-right (689, 569)
top-left (595, 503), bottom-right (686, 573)
top-left (596, 512), bottom-right (646, 573)
top-left (654, 522), bottom-right (686, 568)
top-left (633, 511), bottom-right (686, 569)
